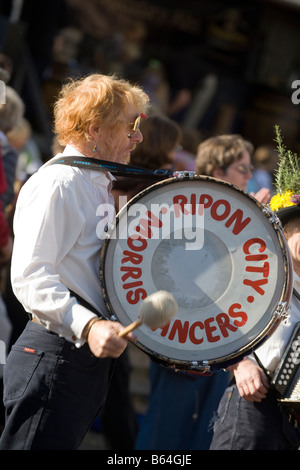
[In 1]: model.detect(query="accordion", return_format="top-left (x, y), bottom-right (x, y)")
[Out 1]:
top-left (271, 322), bottom-right (300, 414)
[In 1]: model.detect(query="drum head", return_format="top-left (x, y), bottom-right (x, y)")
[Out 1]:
top-left (100, 176), bottom-right (292, 371)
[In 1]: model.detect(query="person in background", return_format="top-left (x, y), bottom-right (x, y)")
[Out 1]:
top-left (7, 117), bottom-right (42, 185)
top-left (247, 144), bottom-right (278, 196)
top-left (0, 73), bottom-right (149, 450)
top-left (173, 127), bottom-right (202, 172)
top-left (0, 86), bottom-right (25, 210)
top-left (195, 134), bottom-right (271, 204)
top-left (210, 135), bottom-right (300, 449)
top-left (0, 150), bottom-right (13, 436)
top-left (0, 84), bottom-right (24, 435)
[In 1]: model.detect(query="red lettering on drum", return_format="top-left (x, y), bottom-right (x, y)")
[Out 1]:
top-left (152, 303), bottom-right (247, 345)
top-left (126, 288), bottom-right (147, 304)
top-left (121, 250), bottom-right (143, 265)
top-left (243, 278), bottom-right (268, 295)
top-left (169, 320), bottom-right (189, 343)
top-left (243, 238), bottom-right (266, 254)
top-left (127, 236), bottom-right (148, 251)
top-left (190, 193), bottom-right (197, 215)
top-left (211, 200), bottom-right (231, 221)
top-left (200, 194), bottom-right (213, 208)
top-left (172, 195), bottom-right (203, 216)
top-left (189, 321), bottom-right (204, 344)
top-left (135, 210), bottom-right (162, 238)
top-left (173, 195), bottom-right (187, 215)
top-left (121, 266), bottom-right (142, 282)
top-left (246, 263), bottom-right (270, 277)
top-left (216, 313), bottom-right (237, 337)
top-left (204, 317), bottom-right (219, 342)
top-left (225, 209), bottom-right (251, 235)
top-left (243, 238), bottom-right (270, 296)
top-left (121, 235), bottom-right (148, 304)
top-left (228, 303), bottom-right (248, 327)
top-left (172, 193), bottom-right (251, 234)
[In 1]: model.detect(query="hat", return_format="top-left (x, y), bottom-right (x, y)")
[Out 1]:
top-left (269, 126), bottom-right (300, 225)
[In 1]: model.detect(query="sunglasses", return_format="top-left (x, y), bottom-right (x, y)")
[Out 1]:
top-left (231, 164), bottom-right (254, 175)
top-left (127, 113), bottom-right (147, 138)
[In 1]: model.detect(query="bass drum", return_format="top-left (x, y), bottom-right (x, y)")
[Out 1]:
top-left (100, 175), bottom-right (292, 373)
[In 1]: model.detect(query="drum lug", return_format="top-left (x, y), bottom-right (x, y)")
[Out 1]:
top-left (173, 171), bottom-right (195, 179)
top-left (189, 361), bottom-right (211, 374)
top-left (264, 205), bottom-right (282, 228)
top-left (275, 301), bottom-right (289, 321)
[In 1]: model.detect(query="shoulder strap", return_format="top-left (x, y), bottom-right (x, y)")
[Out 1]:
top-left (47, 155), bottom-right (173, 180)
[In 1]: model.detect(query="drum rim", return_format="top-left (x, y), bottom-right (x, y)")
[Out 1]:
top-left (100, 175), bottom-right (292, 371)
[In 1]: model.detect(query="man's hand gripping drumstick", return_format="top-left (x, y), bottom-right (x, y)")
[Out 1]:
top-left (82, 291), bottom-right (178, 359)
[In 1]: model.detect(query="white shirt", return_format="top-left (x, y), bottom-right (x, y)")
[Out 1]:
top-left (11, 145), bottom-right (115, 346)
top-left (253, 271), bottom-right (300, 372)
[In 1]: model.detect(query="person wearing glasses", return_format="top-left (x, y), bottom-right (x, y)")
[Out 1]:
top-left (0, 74), bottom-right (149, 450)
top-left (195, 134), bottom-right (271, 204)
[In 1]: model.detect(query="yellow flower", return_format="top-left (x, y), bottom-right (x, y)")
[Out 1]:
top-left (270, 190), bottom-right (296, 212)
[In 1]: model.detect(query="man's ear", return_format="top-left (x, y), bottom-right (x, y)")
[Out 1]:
top-left (212, 168), bottom-right (225, 179)
top-left (88, 122), bottom-right (101, 140)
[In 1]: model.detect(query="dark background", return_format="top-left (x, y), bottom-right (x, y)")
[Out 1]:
top-left (1, 0), bottom-right (300, 158)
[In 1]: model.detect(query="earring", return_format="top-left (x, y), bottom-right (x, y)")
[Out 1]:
top-left (93, 143), bottom-right (98, 153)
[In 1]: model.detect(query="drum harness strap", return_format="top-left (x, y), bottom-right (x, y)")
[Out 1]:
top-left (46, 155), bottom-right (174, 180)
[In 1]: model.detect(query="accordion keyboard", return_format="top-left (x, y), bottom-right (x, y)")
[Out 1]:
top-left (271, 323), bottom-right (300, 413)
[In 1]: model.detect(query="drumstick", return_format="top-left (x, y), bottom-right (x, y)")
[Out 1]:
top-left (119, 290), bottom-right (178, 338)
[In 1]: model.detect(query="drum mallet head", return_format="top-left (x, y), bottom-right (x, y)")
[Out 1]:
top-left (119, 290), bottom-right (178, 337)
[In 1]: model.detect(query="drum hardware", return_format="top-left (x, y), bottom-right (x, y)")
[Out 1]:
top-left (173, 171), bottom-right (195, 180)
top-left (263, 205), bottom-right (282, 228)
top-left (274, 301), bottom-right (290, 321)
top-left (189, 360), bottom-right (211, 375)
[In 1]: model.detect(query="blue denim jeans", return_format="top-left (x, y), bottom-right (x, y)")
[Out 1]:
top-left (0, 321), bottom-right (114, 449)
top-left (210, 384), bottom-right (300, 450)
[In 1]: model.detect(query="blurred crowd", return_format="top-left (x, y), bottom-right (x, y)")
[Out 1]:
top-left (0, 0), bottom-right (281, 450)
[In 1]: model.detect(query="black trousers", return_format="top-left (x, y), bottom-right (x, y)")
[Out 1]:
top-left (0, 321), bottom-right (114, 450)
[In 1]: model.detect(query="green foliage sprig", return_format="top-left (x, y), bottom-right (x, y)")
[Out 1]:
top-left (273, 124), bottom-right (300, 195)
